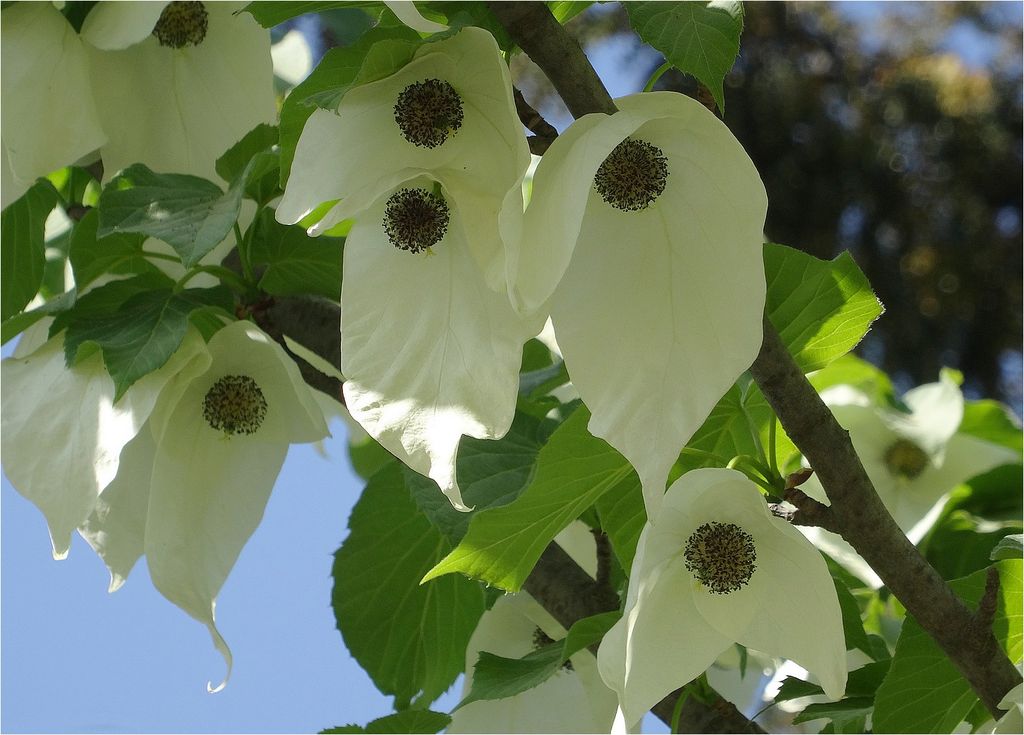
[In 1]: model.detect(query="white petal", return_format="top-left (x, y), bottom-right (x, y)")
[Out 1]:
top-left (598, 560), bottom-right (731, 724)
top-left (900, 432), bottom-right (1019, 543)
top-left (1, 3), bottom-right (106, 184)
top-left (705, 512), bottom-right (846, 701)
top-left (883, 372), bottom-right (964, 461)
top-left (150, 320), bottom-right (328, 447)
top-left (450, 594), bottom-right (617, 734)
top-left (78, 427), bottom-right (157, 591)
top-left (79, 1), bottom-right (170, 50)
top-left (383, 1), bottom-right (448, 33)
top-left (145, 387), bottom-right (289, 692)
top-left (278, 27), bottom-right (528, 228)
top-left (550, 103), bottom-right (767, 518)
top-left (340, 180), bottom-right (535, 510)
top-left (2, 142), bottom-right (30, 209)
top-left (86, 3), bottom-right (275, 181)
top-left (512, 110), bottom-right (644, 313)
top-left (271, 28), bottom-right (313, 86)
top-left (1, 330), bottom-right (209, 558)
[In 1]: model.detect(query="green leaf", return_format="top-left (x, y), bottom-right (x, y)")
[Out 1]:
top-left (68, 209), bottom-right (157, 289)
top-left (320, 709), bottom-right (452, 735)
top-left (547, 1), bottom-right (593, 23)
top-left (248, 209), bottom-right (342, 300)
top-left (427, 3), bottom-right (514, 51)
top-left (456, 611), bottom-right (619, 709)
top-left (792, 698), bottom-right (874, 727)
top-left (832, 574), bottom-right (874, 658)
top-left (765, 243), bottom-right (884, 373)
top-left (331, 462), bottom-right (486, 706)
top-left (625, 1), bottom-right (743, 112)
top-left (1, 289), bottom-right (76, 346)
top-left (992, 534), bottom-right (1024, 561)
top-left (279, 25), bottom-right (420, 185)
top-left (776, 660), bottom-right (891, 703)
top-left (97, 165), bottom-right (245, 267)
top-left (48, 272), bottom-right (173, 337)
top-left (873, 560), bottom-right (1023, 733)
top-left (407, 411), bottom-right (552, 544)
top-left (1, 180), bottom-right (58, 320)
top-left (63, 286), bottom-right (231, 400)
top-left (423, 407), bottom-right (639, 591)
top-left (216, 123), bottom-right (279, 183)
top-left (594, 477), bottom-right (645, 570)
top-left (959, 400), bottom-right (1023, 455)
top-left (243, 1), bottom-right (365, 27)
top-left (925, 511), bottom-right (1022, 580)
top-left (808, 353), bottom-right (895, 403)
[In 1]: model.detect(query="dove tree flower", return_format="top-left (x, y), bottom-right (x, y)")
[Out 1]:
top-left (799, 373), bottom-right (1020, 586)
top-left (448, 594), bottom-right (618, 734)
top-left (597, 468), bottom-right (846, 727)
top-left (79, 1), bottom-right (275, 181)
top-left (1, 326), bottom-right (209, 559)
top-left (449, 522), bottom-right (617, 733)
top-left (512, 92), bottom-right (768, 519)
top-left (1, 2), bottom-right (106, 207)
top-left (278, 27), bottom-right (537, 511)
top-left (2, 320), bottom-right (329, 690)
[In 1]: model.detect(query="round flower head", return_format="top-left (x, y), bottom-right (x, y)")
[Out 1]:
top-left (77, 320), bottom-right (328, 690)
top-left (79, 1), bottom-right (275, 181)
top-left (277, 26), bottom-right (530, 288)
top-left (1, 327), bottom-right (209, 559)
top-left (449, 523), bottom-right (617, 733)
top-left (597, 468), bottom-right (846, 726)
top-left (514, 92), bottom-right (768, 520)
top-left (799, 375), bottom-right (1020, 586)
top-left (337, 174), bottom-right (539, 511)
top-left (1, 2), bottom-right (106, 207)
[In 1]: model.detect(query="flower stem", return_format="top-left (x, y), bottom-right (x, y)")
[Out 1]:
top-left (643, 61), bottom-right (672, 93)
top-left (141, 250), bottom-right (180, 263)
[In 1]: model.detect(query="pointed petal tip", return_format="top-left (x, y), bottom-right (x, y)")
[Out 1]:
top-left (205, 620), bottom-right (234, 694)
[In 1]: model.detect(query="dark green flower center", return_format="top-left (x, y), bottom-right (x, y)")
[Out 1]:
top-left (383, 188), bottom-right (450, 253)
top-left (202, 375), bottom-right (267, 435)
top-left (393, 79), bottom-right (464, 148)
top-left (884, 438), bottom-right (929, 480)
top-left (594, 138), bottom-right (669, 211)
top-left (152, 1), bottom-right (209, 48)
top-left (684, 522), bottom-right (757, 594)
top-left (532, 628), bottom-right (573, 672)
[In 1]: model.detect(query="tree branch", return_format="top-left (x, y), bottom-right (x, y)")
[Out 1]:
top-left (488, 0), bottom-right (1021, 719)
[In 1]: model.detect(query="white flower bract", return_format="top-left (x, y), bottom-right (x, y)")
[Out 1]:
top-left (596, 468), bottom-right (846, 726)
top-left (1, 2), bottom-right (106, 207)
top-left (277, 28), bottom-right (537, 511)
top-left (79, 1), bottom-right (276, 181)
top-left (3, 320), bottom-right (328, 690)
top-left (799, 373), bottom-right (1020, 586)
top-left (449, 523), bottom-right (617, 733)
top-left (514, 92), bottom-right (768, 520)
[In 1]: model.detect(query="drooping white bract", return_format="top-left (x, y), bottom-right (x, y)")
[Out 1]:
top-left (383, 1), bottom-right (448, 33)
top-left (79, 1), bottom-right (275, 181)
top-left (514, 92), bottom-right (768, 520)
top-left (1, 328), bottom-right (209, 559)
top-left (333, 175), bottom-right (538, 510)
top-left (448, 523), bottom-right (617, 734)
top-left (78, 320), bottom-right (328, 690)
top-left (277, 26), bottom-right (530, 289)
top-left (799, 374), bottom-right (1020, 586)
top-left (1, 2), bottom-right (106, 207)
top-left (597, 468), bottom-right (846, 727)
top-left (277, 28), bottom-right (536, 510)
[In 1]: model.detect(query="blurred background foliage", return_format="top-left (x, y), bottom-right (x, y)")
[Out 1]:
top-left (508, 1), bottom-right (1023, 410)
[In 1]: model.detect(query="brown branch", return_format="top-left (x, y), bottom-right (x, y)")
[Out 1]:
top-left (514, 86), bottom-right (558, 155)
top-left (592, 528), bottom-right (613, 588)
top-left (487, 0), bottom-right (1021, 719)
top-left (750, 319), bottom-right (1020, 715)
top-left (780, 486), bottom-right (841, 534)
